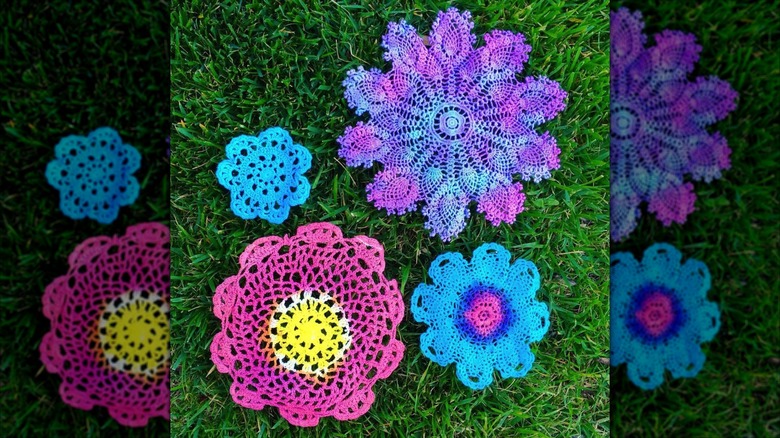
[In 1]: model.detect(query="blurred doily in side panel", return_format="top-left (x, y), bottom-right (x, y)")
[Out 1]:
top-left (611, 243), bottom-right (720, 390)
top-left (610, 8), bottom-right (738, 241)
top-left (45, 127), bottom-right (141, 224)
top-left (40, 223), bottom-right (170, 426)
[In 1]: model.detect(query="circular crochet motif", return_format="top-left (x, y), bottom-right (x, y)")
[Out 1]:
top-left (216, 127), bottom-right (312, 223)
top-left (625, 284), bottom-right (685, 343)
top-left (338, 8), bottom-right (567, 241)
top-left (210, 223), bottom-right (405, 427)
top-left (99, 290), bottom-right (170, 378)
top-left (455, 287), bottom-right (513, 341)
top-left (610, 8), bottom-right (738, 241)
top-left (269, 290), bottom-right (351, 376)
top-left (45, 127), bottom-right (141, 224)
top-left (611, 243), bottom-right (720, 390)
top-left (39, 223), bottom-right (170, 427)
top-left (432, 104), bottom-right (472, 140)
top-left (411, 243), bottom-right (550, 390)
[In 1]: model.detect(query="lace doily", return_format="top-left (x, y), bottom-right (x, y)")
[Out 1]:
top-left (610, 8), bottom-right (738, 241)
top-left (338, 8), bottom-right (567, 241)
top-left (411, 243), bottom-right (550, 390)
top-left (611, 243), bottom-right (720, 390)
top-left (39, 223), bottom-right (170, 426)
top-left (210, 223), bottom-right (405, 427)
top-left (216, 127), bottom-right (312, 223)
top-left (45, 127), bottom-right (141, 224)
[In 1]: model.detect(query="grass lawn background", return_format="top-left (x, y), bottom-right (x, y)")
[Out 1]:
top-left (610, 1), bottom-right (780, 436)
top-left (170, 0), bottom-right (610, 436)
top-left (0, 0), bottom-right (170, 436)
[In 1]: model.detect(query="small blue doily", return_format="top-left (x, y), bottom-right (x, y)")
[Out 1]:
top-left (411, 243), bottom-right (550, 390)
top-left (216, 127), bottom-right (312, 223)
top-left (45, 127), bottom-right (140, 224)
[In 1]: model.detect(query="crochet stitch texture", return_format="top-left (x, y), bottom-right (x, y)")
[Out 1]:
top-left (610, 8), bottom-right (738, 241)
top-left (338, 8), bottom-right (566, 241)
top-left (216, 127), bottom-right (311, 223)
top-left (210, 223), bottom-right (404, 427)
top-left (611, 243), bottom-right (720, 390)
top-left (45, 127), bottom-right (141, 224)
top-left (39, 223), bottom-right (170, 426)
top-left (411, 243), bottom-right (550, 390)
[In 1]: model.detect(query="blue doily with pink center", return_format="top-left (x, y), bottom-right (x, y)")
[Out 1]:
top-left (411, 243), bottom-right (550, 390)
top-left (611, 243), bottom-right (720, 390)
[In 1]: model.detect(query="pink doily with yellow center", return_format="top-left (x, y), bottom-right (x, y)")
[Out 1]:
top-left (210, 222), bottom-right (405, 427)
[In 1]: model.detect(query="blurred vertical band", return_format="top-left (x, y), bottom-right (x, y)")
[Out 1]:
top-left (609, 0), bottom-right (779, 435)
top-left (1, 0), bottom-right (170, 435)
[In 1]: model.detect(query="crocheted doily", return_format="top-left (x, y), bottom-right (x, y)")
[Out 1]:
top-left (210, 223), bottom-right (405, 427)
top-left (216, 127), bottom-right (312, 223)
top-left (338, 8), bottom-right (566, 241)
top-left (411, 243), bottom-right (550, 390)
top-left (610, 8), bottom-right (738, 241)
top-left (611, 243), bottom-right (720, 390)
top-left (45, 127), bottom-right (141, 224)
top-left (39, 223), bottom-right (170, 426)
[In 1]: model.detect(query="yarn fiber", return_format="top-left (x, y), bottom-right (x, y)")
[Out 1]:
top-left (216, 127), bottom-right (311, 223)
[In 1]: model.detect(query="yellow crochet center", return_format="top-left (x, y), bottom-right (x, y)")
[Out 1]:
top-left (270, 291), bottom-right (350, 375)
top-left (99, 291), bottom-right (169, 378)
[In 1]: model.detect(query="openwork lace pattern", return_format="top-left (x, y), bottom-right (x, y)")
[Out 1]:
top-left (216, 127), bottom-right (312, 223)
top-left (611, 243), bottom-right (720, 390)
top-left (210, 223), bottom-right (405, 427)
top-left (40, 223), bottom-right (170, 426)
top-left (45, 127), bottom-right (141, 224)
top-left (611, 8), bottom-right (738, 241)
top-left (338, 8), bottom-right (567, 241)
top-left (411, 243), bottom-right (550, 390)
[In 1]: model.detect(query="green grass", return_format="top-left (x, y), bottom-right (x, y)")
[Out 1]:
top-left (610, 1), bottom-right (780, 436)
top-left (170, 0), bottom-right (609, 436)
top-left (0, 0), bottom-right (169, 436)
